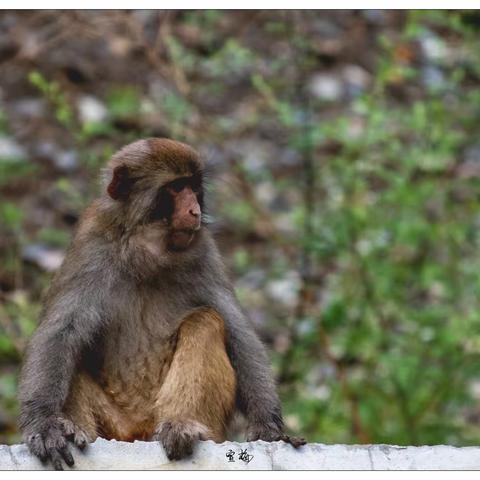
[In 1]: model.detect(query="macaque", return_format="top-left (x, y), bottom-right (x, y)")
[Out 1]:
top-left (18, 138), bottom-right (305, 470)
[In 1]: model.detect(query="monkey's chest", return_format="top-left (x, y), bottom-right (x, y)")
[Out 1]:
top-left (98, 316), bottom-right (179, 418)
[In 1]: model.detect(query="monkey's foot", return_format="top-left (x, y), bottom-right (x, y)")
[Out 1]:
top-left (25, 416), bottom-right (89, 470)
top-left (247, 423), bottom-right (307, 448)
top-left (57, 417), bottom-right (90, 450)
top-left (153, 419), bottom-right (209, 461)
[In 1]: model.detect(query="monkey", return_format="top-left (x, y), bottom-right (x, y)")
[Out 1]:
top-left (18, 138), bottom-right (306, 470)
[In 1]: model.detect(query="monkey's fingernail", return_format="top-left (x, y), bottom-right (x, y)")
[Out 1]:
top-left (77, 439), bottom-right (87, 450)
top-left (62, 450), bottom-right (75, 466)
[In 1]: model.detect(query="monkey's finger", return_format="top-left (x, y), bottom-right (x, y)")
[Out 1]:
top-left (46, 432), bottom-right (74, 469)
top-left (48, 448), bottom-right (65, 471)
top-left (177, 438), bottom-right (194, 460)
top-left (246, 432), bottom-right (260, 442)
top-left (164, 433), bottom-right (190, 460)
top-left (282, 435), bottom-right (307, 448)
top-left (73, 429), bottom-right (88, 450)
top-left (27, 434), bottom-right (48, 462)
top-left (57, 418), bottom-right (89, 450)
top-left (58, 418), bottom-right (75, 438)
top-left (59, 444), bottom-right (75, 467)
top-left (289, 436), bottom-right (307, 448)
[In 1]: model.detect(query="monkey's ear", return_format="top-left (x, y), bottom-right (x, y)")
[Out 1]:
top-left (107, 165), bottom-right (133, 200)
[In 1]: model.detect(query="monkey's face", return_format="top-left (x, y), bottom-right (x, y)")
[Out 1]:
top-left (105, 138), bottom-right (205, 254)
top-left (150, 174), bottom-right (204, 252)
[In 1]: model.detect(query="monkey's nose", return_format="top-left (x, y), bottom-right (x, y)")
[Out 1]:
top-left (189, 206), bottom-right (201, 217)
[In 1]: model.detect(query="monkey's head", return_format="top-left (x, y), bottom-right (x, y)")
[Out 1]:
top-left (103, 138), bottom-right (205, 253)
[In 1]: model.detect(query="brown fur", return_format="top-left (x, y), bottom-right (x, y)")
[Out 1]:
top-left (63, 308), bottom-right (234, 445)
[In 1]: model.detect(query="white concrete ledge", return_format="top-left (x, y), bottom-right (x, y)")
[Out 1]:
top-left (1, 438), bottom-right (480, 470)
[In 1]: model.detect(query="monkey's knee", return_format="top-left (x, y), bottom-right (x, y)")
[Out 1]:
top-left (178, 307), bottom-right (226, 343)
top-left (176, 307), bottom-right (234, 393)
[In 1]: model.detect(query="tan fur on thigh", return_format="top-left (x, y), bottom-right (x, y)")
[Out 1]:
top-left (154, 307), bottom-right (237, 442)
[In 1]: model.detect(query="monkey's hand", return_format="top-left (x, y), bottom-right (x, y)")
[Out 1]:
top-left (24, 416), bottom-right (89, 470)
top-left (152, 419), bottom-right (209, 461)
top-left (247, 422), bottom-right (306, 448)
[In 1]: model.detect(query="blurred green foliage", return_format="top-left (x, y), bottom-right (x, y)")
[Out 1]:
top-left (271, 11), bottom-right (480, 446)
top-left (29, 71), bottom-right (75, 130)
top-left (0, 10), bottom-right (480, 447)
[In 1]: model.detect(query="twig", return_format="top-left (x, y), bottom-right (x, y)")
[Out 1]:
top-left (119, 11), bottom-right (190, 97)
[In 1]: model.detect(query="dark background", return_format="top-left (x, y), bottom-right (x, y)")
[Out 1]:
top-left (1, 10), bottom-right (480, 446)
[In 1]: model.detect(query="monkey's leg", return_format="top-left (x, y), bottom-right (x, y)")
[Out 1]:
top-left (64, 372), bottom-right (147, 443)
top-left (153, 307), bottom-right (236, 460)
top-left (61, 374), bottom-right (103, 445)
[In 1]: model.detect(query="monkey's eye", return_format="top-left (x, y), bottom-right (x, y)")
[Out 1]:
top-left (190, 174), bottom-right (203, 193)
top-left (149, 187), bottom-right (174, 222)
top-left (167, 178), bottom-right (188, 193)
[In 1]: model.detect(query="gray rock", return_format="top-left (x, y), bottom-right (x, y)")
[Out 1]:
top-left (55, 150), bottom-right (79, 171)
top-left (12, 98), bottom-right (46, 118)
top-left (237, 269), bottom-right (266, 290)
top-left (362, 10), bottom-right (388, 25)
top-left (266, 272), bottom-right (301, 307)
top-left (34, 140), bottom-right (57, 158)
top-left (229, 140), bottom-right (271, 173)
top-left (421, 65), bottom-right (446, 90)
top-left (308, 73), bottom-right (343, 101)
top-left (255, 182), bottom-right (276, 207)
top-left (0, 136), bottom-right (26, 160)
top-left (458, 144), bottom-right (480, 178)
top-left (1, 439), bottom-right (480, 470)
top-left (34, 141), bottom-right (78, 171)
top-left (77, 95), bottom-right (108, 124)
top-left (342, 65), bottom-right (371, 97)
top-left (419, 30), bottom-right (451, 64)
top-left (22, 244), bottom-right (65, 272)
top-left (464, 144), bottom-right (480, 164)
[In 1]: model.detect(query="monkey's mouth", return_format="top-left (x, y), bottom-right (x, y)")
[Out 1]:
top-left (168, 228), bottom-right (199, 251)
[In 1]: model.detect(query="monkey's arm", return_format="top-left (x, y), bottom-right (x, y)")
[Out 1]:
top-left (209, 287), bottom-right (305, 447)
top-left (18, 269), bottom-right (108, 469)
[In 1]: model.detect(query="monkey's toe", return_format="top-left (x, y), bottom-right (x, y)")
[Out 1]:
top-left (58, 417), bottom-right (89, 450)
top-left (247, 423), bottom-right (306, 448)
top-left (154, 420), bottom-right (208, 461)
top-left (27, 434), bottom-right (48, 462)
top-left (58, 417), bottom-right (76, 437)
top-left (246, 422), bottom-right (282, 442)
top-left (44, 428), bottom-right (75, 469)
top-left (73, 429), bottom-right (89, 450)
top-left (166, 439), bottom-right (193, 461)
top-left (281, 434), bottom-right (307, 448)
top-left (25, 417), bottom-right (84, 469)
